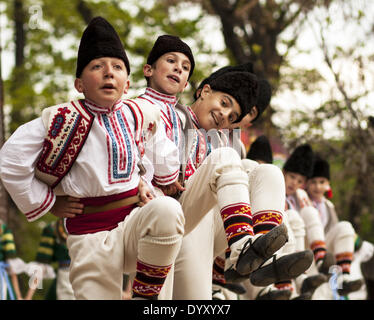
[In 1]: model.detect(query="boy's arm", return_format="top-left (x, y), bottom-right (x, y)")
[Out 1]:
top-left (0, 118), bottom-right (56, 221)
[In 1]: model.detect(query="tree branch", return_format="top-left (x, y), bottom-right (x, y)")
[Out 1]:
top-left (77, 0), bottom-right (93, 24)
top-left (209, 0), bottom-right (249, 63)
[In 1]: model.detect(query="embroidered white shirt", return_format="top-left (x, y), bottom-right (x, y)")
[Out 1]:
top-left (0, 99), bottom-right (179, 221)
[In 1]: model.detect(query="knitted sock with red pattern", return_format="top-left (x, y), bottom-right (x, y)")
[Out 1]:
top-left (336, 252), bottom-right (353, 274)
top-left (274, 280), bottom-right (293, 291)
top-left (212, 256), bottom-right (226, 286)
top-left (132, 260), bottom-right (172, 300)
top-left (216, 182), bottom-right (254, 266)
top-left (311, 240), bottom-right (327, 264)
top-left (220, 203), bottom-right (254, 248)
top-left (252, 210), bottom-right (283, 235)
top-left (220, 203), bottom-right (254, 263)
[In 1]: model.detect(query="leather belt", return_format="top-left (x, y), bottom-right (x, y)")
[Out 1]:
top-left (83, 195), bottom-right (140, 214)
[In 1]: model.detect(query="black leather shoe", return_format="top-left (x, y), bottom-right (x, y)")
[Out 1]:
top-left (225, 224), bottom-right (288, 283)
top-left (250, 250), bottom-right (314, 287)
top-left (338, 278), bottom-right (363, 296)
top-left (256, 288), bottom-right (292, 300)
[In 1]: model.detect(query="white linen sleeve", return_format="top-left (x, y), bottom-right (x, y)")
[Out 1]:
top-left (0, 118), bottom-right (56, 221)
top-left (144, 123), bottom-right (180, 186)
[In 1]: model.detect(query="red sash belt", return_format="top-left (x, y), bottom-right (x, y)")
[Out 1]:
top-left (66, 188), bottom-right (139, 235)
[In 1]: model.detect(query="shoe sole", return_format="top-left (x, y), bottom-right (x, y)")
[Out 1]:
top-left (301, 273), bottom-right (327, 294)
top-left (223, 283), bottom-right (247, 295)
top-left (257, 289), bottom-right (292, 300)
top-left (236, 223), bottom-right (288, 275)
top-left (338, 279), bottom-right (363, 296)
top-left (249, 250), bottom-right (314, 287)
top-left (224, 268), bottom-right (248, 284)
top-left (319, 252), bottom-right (335, 276)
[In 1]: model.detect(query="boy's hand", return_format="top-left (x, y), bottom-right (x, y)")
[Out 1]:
top-left (50, 196), bottom-right (84, 218)
top-left (156, 180), bottom-right (185, 197)
top-left (138, 179), bottom-right (154, 207)
top-left (296, 188), bottom-right (312, 208)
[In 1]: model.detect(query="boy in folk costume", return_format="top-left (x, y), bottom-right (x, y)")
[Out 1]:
top-left (238, 140), bottom-right (324, 300)
top-left (0, 17), bottom-right (185, 300)
top-left (283, 144), bottom-right (334, 297)
top-left (282, 145), bottom-right (337, 299)
top-left (213, 135), bottom-right (279, 300)
top-left (238, 135), bottom-right (294, 300)
top-left (0, 219), bottom-right (24, 300)
top-left (246, 135), bottom-right (274, 164)
top-left (170, 64), bottom-right (313, 299)
top-left (139, 44), bottom-right (299, 299)
top-left (305, 155), bottom-right (363, 297)
top-left (25, 218), bottom-right (74, 300)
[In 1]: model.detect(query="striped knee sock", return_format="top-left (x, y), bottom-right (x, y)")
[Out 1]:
top-left (252, 210), bottom-right (283, 235)
top-left (212, 256), bottom-right (226, 286)
top-left (311, 240), bottom-right (327, 264)
top-left (132, 260), bottom-right (172, 300)
top-left (336, 252), bottom-right (353, 274)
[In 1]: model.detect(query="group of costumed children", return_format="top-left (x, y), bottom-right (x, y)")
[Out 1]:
top-left (0, 16), bottom-right (373, 300)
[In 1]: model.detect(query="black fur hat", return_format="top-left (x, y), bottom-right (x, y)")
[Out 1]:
top-left (311, 154), bottom-right (330, 180)
top-left (283, 144), bottom-right (315, 178)
top-left (195, 62), bottom-right (271, 122)
top-left (194, 62), bottom-right (254, 99)
top-left (246, 135), bottom-right (273, 164)
top-left (146, 35), bottom-right (195, 79)
top-left (208, 71), bottom-right (259, 123)
top-left (252, 79), bottom-right (272, 122)
top-left (76, 16), bottom-right (130, 78)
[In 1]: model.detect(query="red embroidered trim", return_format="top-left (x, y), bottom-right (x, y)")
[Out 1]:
top-left (144, 87), bottom-right (177, 105)
top-left (153, 169), bottom-right (179, 185)
top-left (25, 188), bottom-right (54, 220)
top-left (36, 100), bottom-right (95, 188)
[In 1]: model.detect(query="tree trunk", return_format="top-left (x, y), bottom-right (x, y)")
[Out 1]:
top-left (8, 0), bottom-right (27, 133)
top-left (208, 0), bottom-right (284, 136)
top-left (14, 0), bottom-right (25, 66)
top-left (0, 20), bottom-right (8, 223)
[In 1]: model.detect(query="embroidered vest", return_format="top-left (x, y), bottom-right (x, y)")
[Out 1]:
top-left (35, 100), bottom-right (95, 188)
top-left (35, 98), bottom-right (159, 188)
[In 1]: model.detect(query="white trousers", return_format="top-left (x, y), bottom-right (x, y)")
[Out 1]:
top-left (179, 147), bottom-right (249, 235)
top-left (326, 221), bottom-right (355, 255)
top-left (67, 196), bottom-right (184, 300)
top-left (173, 147), bottom-right (247, 299)
top-left (299, 206), bottom-right (325, 245)
top-left (56, 268), bottom-right (75, 300)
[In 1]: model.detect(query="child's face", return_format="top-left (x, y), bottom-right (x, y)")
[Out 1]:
top-left (283, 171), bottom-right (307, 196)
top-left (75, 57), bottom-right (130, 108)
top-left (227, 107), bottom-right (259, 130)
top-left (143, 52), bottom-right (190, 95)
top-left (306, 177), bottom-right (330, 201)
top-left (192, 84), bottom-right (242, 130)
